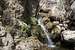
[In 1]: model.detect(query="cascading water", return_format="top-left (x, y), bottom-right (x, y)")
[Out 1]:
top-left (38, 0), bottom-right (65, 48)
top-left (38, 17), bottom-right (55, 48)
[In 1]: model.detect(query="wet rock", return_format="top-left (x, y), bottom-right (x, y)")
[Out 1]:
top-left (38, 44), bottom-right (55, 50)
top-left (53, 21), bottom-right (59, 25)
top-left (15, 36), bottom-right (43, 50)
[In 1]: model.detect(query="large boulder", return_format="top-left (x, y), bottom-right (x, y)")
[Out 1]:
top-left (62, 30), bottom-right (75, 42)
top-left (0, 32), bottom-right (14, 50)
top-left (15, 36), bottom-right (43, 50)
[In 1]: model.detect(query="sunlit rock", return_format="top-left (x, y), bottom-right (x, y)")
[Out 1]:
top-left (16, 36), bottom-right (43, 50)
top-left (62, 30), bottom-right (75, 41)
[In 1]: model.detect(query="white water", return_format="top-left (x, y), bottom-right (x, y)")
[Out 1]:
top-left (38, 17), bottom-right (55, 48)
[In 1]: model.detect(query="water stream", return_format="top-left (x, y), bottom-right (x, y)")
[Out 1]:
top-left (38, 17), bottom-right (55, 48)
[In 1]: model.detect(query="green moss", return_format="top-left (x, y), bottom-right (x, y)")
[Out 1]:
top-left (19, 21), bottom-right (30, 33)
top-left (31, 16), bottom-right (37, 25)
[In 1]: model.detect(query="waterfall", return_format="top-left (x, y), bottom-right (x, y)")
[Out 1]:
top-left (38, 17), bottom-right (55, 47)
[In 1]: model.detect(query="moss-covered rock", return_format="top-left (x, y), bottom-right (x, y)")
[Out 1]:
top-left (31, 16), bottom-right (37, 25)
top-left (46, 22), bottom-right (54, 29)
top-left (18, 20), bottom-right (30, 33)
